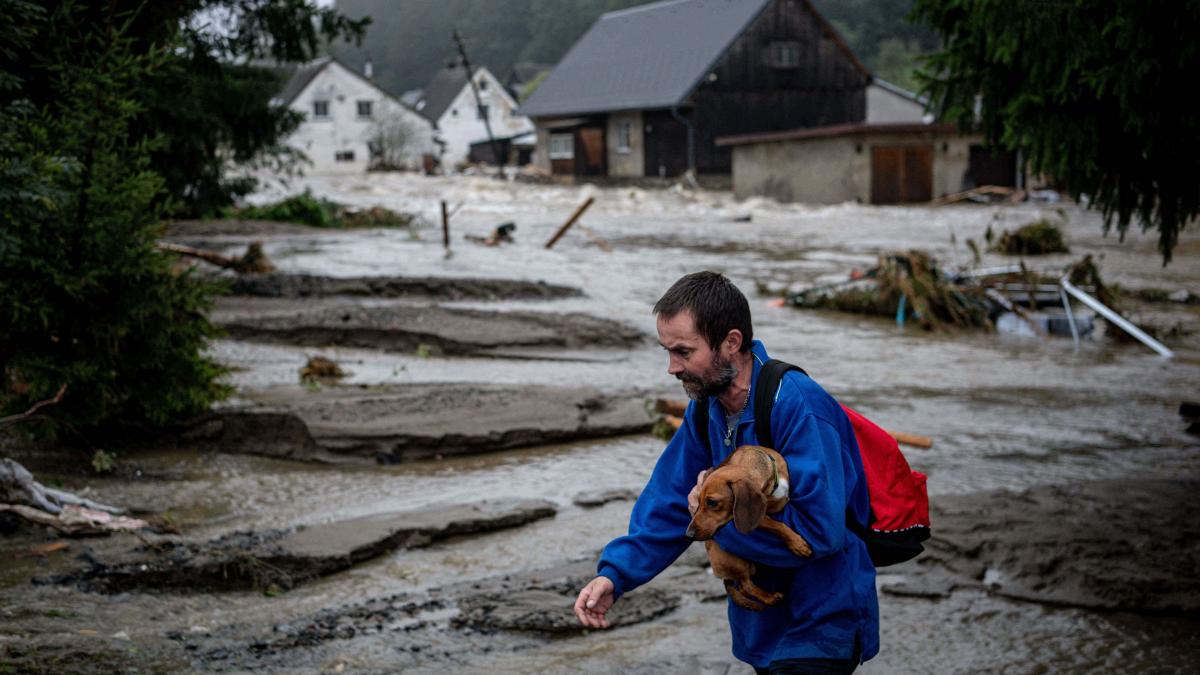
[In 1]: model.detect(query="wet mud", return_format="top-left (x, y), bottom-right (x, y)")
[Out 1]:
top-left (182, 383), bottom-right (655, 463)
top-left (229, 272), bottom-right (582, 302)
top-left (883, 479), bottom-right (1200, 615)
top-left (213, 297), bottom-right (644, 357)
top-left (46, 499), bottom-right (556, 594)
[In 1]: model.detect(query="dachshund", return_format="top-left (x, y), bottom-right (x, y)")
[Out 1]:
top-left (685, 445), bottom-right (812, 610)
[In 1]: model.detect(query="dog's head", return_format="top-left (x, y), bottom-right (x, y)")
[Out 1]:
top-left (684, 465), bottom-right (767, 540)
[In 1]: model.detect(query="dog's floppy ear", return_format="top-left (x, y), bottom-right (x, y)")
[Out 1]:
top-left (731, 478), bottom-right (766, 534)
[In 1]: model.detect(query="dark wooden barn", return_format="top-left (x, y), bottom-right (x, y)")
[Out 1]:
top-left (517, 0), bottom-right (869, 179)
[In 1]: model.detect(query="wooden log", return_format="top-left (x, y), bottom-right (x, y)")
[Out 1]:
top-left (544, 196), bottom-right (595, 249)
top-left (441, 200), bottom-right (450, 249)
top-left (158, 241), bottom-right (274, 274)
top-left (653, 399), bottom-right (688, 417)
top-left (574, 221), bottom-right (613, 253)
top-left (662, 414), bottom-right (683, 430)
top-left (889, 431), bottom-right (934, 449)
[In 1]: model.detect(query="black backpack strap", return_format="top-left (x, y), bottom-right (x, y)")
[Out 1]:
top-left (753, 359), bottom-right (806, 450)
top-left (692, 396), bottom-right (712, 455)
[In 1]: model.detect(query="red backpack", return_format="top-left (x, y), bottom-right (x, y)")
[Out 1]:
top-left (695, 359), bottom-right (930, 567)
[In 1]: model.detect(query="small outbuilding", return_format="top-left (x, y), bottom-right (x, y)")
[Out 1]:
top-left (717, 123), bottom-right (1020, 205)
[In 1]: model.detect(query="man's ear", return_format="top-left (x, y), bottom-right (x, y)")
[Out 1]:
top-left (724, 328), bottom-right (743, 356)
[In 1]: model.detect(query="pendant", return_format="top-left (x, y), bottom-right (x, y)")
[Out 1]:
top-left (724, 437), bottom-right (732, 446)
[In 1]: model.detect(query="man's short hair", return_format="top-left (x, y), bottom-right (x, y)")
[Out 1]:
top-left (653, 271), bottom-right (753, 353)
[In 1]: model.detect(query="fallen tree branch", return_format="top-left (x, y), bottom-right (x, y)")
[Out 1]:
top-left (158, 241), bottom-right (275, 274)
top-left (0, 503), bottom-right (148, 535)
top-left (0, 383), bottom-right (66, 430)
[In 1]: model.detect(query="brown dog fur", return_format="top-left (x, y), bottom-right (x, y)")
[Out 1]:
top-left (685, 445), bottom-right (812, 611)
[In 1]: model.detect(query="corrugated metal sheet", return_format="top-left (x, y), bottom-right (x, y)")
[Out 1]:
top-left (517, 0), bottom-right (771, 118)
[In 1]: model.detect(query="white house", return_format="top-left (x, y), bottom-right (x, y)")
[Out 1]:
top-left (413, 64), bottom-right (534, 167)
top-left (274, 57), bottom-right (437, 174)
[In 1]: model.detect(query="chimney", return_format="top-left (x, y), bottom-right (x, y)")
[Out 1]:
top-left (363, 60), bottom-right (374, 80)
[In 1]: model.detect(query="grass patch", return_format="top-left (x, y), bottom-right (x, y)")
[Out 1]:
top-left (990, 219), bottom-right (1069, 255)
top-left (228, 190), bottom-right (416, 229)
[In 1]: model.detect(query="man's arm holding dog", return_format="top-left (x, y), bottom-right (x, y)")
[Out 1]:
top-left (574, 404), bottom-right (710, 627)
top-left (714, 383), bottom-right (862, 567)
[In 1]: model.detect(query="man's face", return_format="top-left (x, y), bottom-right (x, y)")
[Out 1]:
top-left (656, 311), bottom-right (736, 400)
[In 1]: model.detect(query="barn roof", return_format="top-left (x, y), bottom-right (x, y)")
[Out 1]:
top-left (517, 0), bottom-right (773, 118)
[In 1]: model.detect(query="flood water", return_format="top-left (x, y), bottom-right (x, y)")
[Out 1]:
top-left (4, 172), bottom-right (1198, 673)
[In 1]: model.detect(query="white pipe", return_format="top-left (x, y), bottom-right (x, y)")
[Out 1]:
top-left (1059, 286), bottom-right (1080, 351)
top-left (1060, 278), bottom-right (1173, 358)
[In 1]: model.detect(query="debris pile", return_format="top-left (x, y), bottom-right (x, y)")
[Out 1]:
top-left (791, 250), bottom-right (990, 331)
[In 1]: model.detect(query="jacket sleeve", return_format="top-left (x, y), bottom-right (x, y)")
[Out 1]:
top-left (597, 402), bottom-right (711, 599)
top-left (713, 380), bottom-right (855, 567)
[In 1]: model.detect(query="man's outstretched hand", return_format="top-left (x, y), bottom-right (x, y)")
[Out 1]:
top-left (573, 576), bottom-right (615, 629)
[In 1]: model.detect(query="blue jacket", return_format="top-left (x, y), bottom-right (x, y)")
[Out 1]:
top-left (597, 341), bottom-right (879, 667)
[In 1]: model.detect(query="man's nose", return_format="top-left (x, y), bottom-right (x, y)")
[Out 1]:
top-left (667, 356), bottom-right (683, 375)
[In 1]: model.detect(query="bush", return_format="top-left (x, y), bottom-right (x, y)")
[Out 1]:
top-left (230, 191), bottom-right (415, 229)
top-left (991, 220), bottom-right (1070, 255)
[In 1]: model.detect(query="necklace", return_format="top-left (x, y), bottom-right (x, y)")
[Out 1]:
top-left (723, 386), bottom-right (750, 447)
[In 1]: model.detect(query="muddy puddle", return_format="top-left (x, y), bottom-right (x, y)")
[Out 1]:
top-left (3, 172), bottom-right (1199, 673)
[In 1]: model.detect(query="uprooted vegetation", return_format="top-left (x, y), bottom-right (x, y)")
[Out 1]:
top-left (788, 250), bottom-right (991, 331)
top-left (226, 190), bottom-right (418, 229)
top-left (989, 219), bottom-right (1070, 255)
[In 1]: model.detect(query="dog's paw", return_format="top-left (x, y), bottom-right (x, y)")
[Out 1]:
top-left (788, 538), bottom-right (813, 558)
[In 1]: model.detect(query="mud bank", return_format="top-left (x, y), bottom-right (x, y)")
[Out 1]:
top-left (184, 547), bottom-right (721, 672)
top-left (182, 383), bottom-right (655, 463)
top-left (165, 219), bottom-right (330, 236)
top-left (213, 298), bottom-right (644, 357)
top-left (229, 273), bottom-right (582, 301)
top-left (883, 479), bottom-right (1200, 615)
top-left (48, 499), bottom-right (555, 593)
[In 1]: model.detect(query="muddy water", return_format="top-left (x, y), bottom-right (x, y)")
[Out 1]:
top-left (5, 173), bottom-right (1199, 672)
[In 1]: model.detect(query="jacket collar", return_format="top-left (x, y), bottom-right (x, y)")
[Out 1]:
top-left (707, 339), bottom-right (769, 439)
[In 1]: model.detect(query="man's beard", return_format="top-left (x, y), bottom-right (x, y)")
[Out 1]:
top-left (678, 352), bottom-right (737, 401)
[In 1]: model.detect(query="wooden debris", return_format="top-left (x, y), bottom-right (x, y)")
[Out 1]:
top-left (889, 431), bottom-right (934, 449)
top-left (930, 185), bottom-right (1014, 205)
top-left (653, 398), bottom-right (688, 418)
top-left (991, 219), bottom-right (1069, 255)
top-left (18, 541), bottom-right (70, 558)
top-left (159, 241), bottom-right (275, 274)
top-left (545, 196), bottom-right (595, 249)
top-left (300, 356), bottom-right (345, 383)
top-left (465, 222), bottom-right (516, 246)
top-left (0, 503), bottom-right (149, 535)
top-left (1, 457), bottom-right (126, 516)
top-left (573, 221), bottom-right (613, 253)
top-left (441, 200), bottom-right (450, 249)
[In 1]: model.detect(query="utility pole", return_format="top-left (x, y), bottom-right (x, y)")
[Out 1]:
top-left (452, 29), bottom-right (505, 171)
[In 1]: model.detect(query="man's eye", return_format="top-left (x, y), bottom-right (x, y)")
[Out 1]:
top-left (706, 498), bottom-right (719, 508)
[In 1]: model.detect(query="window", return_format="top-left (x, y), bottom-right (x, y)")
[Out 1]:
top-left (549, 134), bottom-right (574, 159)
top-left (312, 100), bottom-right (330, 118)
top-left (356, 100), bottom-right (373, 117)
top-left (335, 150), bottom-right (355, 162)
top-left (770, 41), bottom-right (800, 68)
top-left (478, 78), bottom-right (488, 91)
top-left (616, 121), bottom-right (632, 154)
top-left (477, 104), bottom-right (489, 121)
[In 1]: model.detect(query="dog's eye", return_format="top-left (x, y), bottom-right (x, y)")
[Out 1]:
top-left (706, 498), bottom-right (719, 508)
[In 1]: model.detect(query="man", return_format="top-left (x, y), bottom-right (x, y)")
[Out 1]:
top-left (573, 271), bottom-right (878, 674)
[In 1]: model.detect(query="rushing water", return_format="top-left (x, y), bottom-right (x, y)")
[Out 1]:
top-left (4, 172), bottom-right (1198, 672)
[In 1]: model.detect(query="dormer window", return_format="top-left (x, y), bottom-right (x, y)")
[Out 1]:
top-left (313, 100), bottom-right (330, 118)
top-left (356, 100), bottom-right (373, 117)
top-left (478, 78), bottom-right (488, 91)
